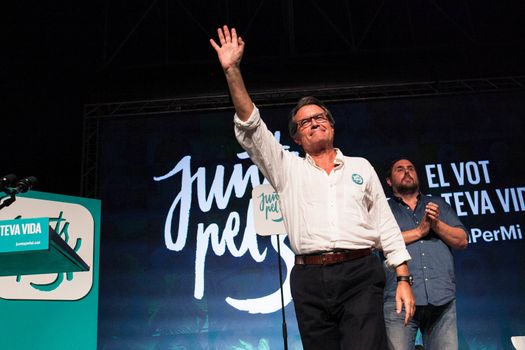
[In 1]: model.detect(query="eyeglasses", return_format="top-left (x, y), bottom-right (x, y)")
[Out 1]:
top-left (296, 112), bottom-right (329, 129)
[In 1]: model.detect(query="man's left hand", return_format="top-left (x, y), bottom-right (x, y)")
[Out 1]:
top-left (395, 282), bottom-right (416, 326)
top-left (425, 202), bottom-right (440, 222)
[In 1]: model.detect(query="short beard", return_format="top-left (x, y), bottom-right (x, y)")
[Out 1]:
top-left (396, 182), bottom-right (418, 195)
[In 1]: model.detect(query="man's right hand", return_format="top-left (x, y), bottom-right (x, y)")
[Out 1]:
top-left (209, 25), bottom-right (253, 121)
top-left (210, 25), bottom-right (245, 73)
top-left (417, 213), bottom-right (431, 239)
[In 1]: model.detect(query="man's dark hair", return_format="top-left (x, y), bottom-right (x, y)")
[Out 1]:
top-left (288, 96), bottom-right (335, 138)
top-left (386, 157), bottom-right (417, 179)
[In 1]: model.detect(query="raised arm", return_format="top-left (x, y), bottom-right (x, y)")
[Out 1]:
top-left (210, 25), bottom-right (253, 121)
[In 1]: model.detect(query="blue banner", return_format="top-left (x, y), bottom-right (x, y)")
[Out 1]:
top-left (96, 91), bottom-right (525, 349)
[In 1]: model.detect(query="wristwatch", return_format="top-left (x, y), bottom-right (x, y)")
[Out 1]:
top-left (396, 275), bottom-right (414, 286)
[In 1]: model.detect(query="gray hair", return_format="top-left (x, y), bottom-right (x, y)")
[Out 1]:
top-left (288, 96), bottom-right (335, 138)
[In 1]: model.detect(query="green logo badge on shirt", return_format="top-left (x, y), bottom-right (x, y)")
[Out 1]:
top-left (352, 173), bottom-right (363, 185)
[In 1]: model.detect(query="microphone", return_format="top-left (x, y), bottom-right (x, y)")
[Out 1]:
top-left (0, 175), bottom-right (38, 210)
top-left (12, 176), bottom-right (38, 194)
top-left (0, 174), bottom-right (17, 191)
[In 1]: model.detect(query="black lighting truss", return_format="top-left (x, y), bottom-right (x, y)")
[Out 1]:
top-left (81, 76), bottom-right (525, 198)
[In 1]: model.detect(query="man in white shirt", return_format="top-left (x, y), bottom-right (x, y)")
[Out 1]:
top-left (210, 25), bottom-right (415, 350)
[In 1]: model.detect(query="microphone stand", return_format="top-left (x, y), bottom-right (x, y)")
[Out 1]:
top-left (0, 192), bottom-right (16, 210)
top-left (276, 235), bottom-right (288, 350)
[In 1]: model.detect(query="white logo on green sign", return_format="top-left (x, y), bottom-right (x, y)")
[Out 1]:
top-left (19, 211), bottom-right (83, 292)
top-left (352, 173), bottom-right (364, 185)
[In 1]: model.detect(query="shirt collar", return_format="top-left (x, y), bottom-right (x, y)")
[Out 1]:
top-left (305, 148), bottom-right (344, 168)
top-left (392, 192), bottom-right (422, 206)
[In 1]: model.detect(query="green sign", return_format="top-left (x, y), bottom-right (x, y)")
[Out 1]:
top-left (0, 217), bottom-right (49, 253)
top-left (0, 191), bottom-right (101, 350)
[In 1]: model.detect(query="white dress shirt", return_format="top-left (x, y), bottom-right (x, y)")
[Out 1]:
top-left (234, 105), bottom-right (410, 268)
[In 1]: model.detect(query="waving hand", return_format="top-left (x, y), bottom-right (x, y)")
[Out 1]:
top-left (210, 26), bottom-right (245, 73)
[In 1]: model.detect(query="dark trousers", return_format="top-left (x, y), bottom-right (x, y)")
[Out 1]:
top-left (290, 254), bottom-right (387, 350)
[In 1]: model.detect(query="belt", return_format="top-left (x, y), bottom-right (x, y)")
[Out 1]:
top-left (295, 248), bottom-right (372, 265)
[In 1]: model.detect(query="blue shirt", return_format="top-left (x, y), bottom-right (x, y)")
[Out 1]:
top-left (384, 193), bottom-right (466, 306)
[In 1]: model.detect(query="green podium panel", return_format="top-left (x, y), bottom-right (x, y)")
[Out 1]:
top-left (0, 191), bottom-right (100, 350)
top-left (0, 220), bottom-right (89, 276)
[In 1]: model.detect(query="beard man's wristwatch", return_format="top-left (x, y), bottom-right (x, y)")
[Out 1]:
top-left (396, 275), bottom-right (414, 286)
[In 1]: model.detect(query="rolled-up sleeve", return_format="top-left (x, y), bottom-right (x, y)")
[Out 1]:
top-left (368, 168), bottom-right (411, 268)
top-left (233, 105), bottom-right (288, 192)
top-left (234, 104), bottom-right (261, 130)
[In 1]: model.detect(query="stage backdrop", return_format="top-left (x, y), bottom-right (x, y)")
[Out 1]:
top-left (95, 90), bottom-right (525, 350)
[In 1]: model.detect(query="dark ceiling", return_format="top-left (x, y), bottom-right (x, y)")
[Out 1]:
top-left (6, 1), bottom-right (525, 98)
top-left (3, 0), bottom-right (525, 196)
